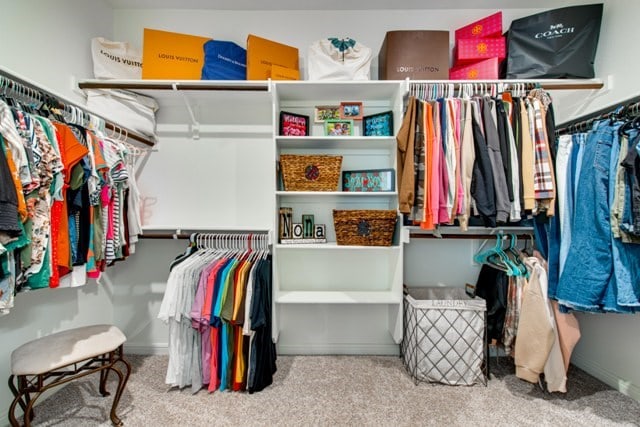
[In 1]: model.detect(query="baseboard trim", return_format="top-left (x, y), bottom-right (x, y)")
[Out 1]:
top-left (277, 343), bottom-right (400, 356)
top-left (571, 354), bottom-right (640, 402)
top-left (124, 343), bottom-right (168, 355)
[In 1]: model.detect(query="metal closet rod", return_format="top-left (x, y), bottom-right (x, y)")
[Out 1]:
top-left (140, 230), bottom-right (270, 240)
top-left (409, 233), bottom-right (534, 240)
top-left (408, 80), bottom-right (604, 91)
top-left (0, 67), bottom-right (155, 147)
top-left (556, 93), bottom-right (640, 135)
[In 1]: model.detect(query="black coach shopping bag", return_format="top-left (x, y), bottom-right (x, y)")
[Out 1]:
top-left (506, 4), bottom-right (603, 79)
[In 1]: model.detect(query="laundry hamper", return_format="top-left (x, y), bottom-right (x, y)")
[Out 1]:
top-left (401, 287), bottom-right (488, 386)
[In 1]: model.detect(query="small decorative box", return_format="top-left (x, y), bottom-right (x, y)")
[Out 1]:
top-left (449, 57), bottom-right (499, 80)
top-left (342, 169), bottom-right (395, 192)
top-left (455, 37), bottom-right (506, 63)
top-left (455, 11), bottom-right (503, 41)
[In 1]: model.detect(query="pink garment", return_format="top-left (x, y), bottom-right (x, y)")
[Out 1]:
top-left (429, 102), bottom-right (441, 227)
top-left (204, 260), bottom-right (226, 387)
top-left (551, 300), bottom-right (581, 372)
top-left (454, 99), bottom-right (465, 216)
top-left (434, 102), bottom-right (450, 224)
top-left (190, 260), bottom-right (215, 385)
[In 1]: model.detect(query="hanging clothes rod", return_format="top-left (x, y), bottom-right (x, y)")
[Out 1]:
top-left (410, 233), bottom-right (534, 240)
top-left (78, 80), bottom-right (271, 92)
top-left (556, 94), bottom-right (640, 135)
top-left (409, 79), bottom-right (604, 91)
top-left (0, 66), bottom-right (155, 147)
top-left (139, 228), bottom-right (271, 240)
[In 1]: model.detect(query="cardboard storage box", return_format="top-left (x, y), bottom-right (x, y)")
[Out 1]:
top-left (142, 28), bottom-right (211, 79)
top-left (449, 57), bottom-right (499, 80)
top-left (455, 12), bottom-right (503, 41)
top-left (247, 34), bottom-right (299, 80)
top-left (455, 37), bottom-right (506, 63)
top-left (378, 30), bottom-right (450, 80)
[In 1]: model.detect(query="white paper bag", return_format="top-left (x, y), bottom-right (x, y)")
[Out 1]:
top-left (307, 38), bottom-right (372, 81)
top-left (91, 37), bottom-right (142, 80)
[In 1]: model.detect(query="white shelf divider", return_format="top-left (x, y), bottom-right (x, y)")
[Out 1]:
top-left (276, 290), bottom-right (402, 304)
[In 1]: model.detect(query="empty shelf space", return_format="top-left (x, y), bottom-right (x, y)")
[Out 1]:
top-left (276, 290), bottom-right (401, 304)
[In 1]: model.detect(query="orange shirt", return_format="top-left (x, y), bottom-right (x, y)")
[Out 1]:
top-left (52, 123), bottom-right (88, 277)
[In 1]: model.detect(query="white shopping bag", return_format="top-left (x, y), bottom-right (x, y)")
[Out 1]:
top-left (91, 37), bottom-right (142, 80)
top-left (86, 89), bottom-right (158, 137)
top-left (307, 38), bottom-right (372, 81)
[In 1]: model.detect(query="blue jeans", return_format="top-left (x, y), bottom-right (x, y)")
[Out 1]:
top-left (548, 135), bottom-right (575, 299)
top-left (609, 127), bottom-right (640, 309)
top-left (556, 120), bottom-right (639, 312)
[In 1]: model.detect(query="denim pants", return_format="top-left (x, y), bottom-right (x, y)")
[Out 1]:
top-left (609, 127), bottom-right (640, 309)
top-left (556, 120), bottom-right (639, 312)
top-left (547, 135), bottom-right (574, 299)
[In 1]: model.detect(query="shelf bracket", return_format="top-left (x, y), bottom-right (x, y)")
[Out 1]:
top-left (172, 83), bottom-right (200, 140)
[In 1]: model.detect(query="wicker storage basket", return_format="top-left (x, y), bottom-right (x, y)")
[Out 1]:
top-left (280, 155), bottom-right (342, 191)
top-left (333, 209), bottom-right (397, 246)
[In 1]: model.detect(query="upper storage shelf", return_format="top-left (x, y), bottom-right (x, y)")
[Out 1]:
top-left (78, 79), bottom-right (274, 137)
top-left (274, 81), bottom-right (404, 103)
top-left (77, 78), bottom-right (604, 140)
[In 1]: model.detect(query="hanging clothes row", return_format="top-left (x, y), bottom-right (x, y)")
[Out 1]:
top-left (0, 75), bottom-right (148, 315)
top-left (397, 83), bottom-right (557, 230)
top-left (542, 99), bottom-right (640, 313)
top-left (157, 232), bottom-right (276, 394)
top-left (473, 233), bottom-right (580, 394)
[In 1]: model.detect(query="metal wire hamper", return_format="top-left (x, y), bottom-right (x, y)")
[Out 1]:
top-left (401, 287), bottom-right (488, 386)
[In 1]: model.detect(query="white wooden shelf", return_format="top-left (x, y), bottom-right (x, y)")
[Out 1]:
top-left (275, 81), bottom-right (403, 102)
top-left (275, 242), bottom-right (400, 250)
top-left (276, 290), bottom-right (401, 304)
top-left (276, 136), bottom-right (395, 149)
top-left (276, 191), bottom-right (397, 197)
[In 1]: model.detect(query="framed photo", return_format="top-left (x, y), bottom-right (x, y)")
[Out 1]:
top-left (314, 105), bottom-right (340, 123)
top-left (324, 119), bottom-right (354, 136)
top-left (279, 111), bottom-right (310, 136)
top-left (340, 101), bottom-right (364, 120)
top-left (363, 111), bottom-right (394, 136)
top-left (342, 169), bottom-right (395, 192)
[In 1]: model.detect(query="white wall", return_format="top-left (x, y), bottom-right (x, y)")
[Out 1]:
top-left (0, 0), bottom-right (115, 423)
top-left (111, 1), bottom-right (640, 401)
top-left (557, 0), bottom-right (640, 403)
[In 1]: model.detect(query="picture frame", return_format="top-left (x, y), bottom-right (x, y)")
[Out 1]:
top-left (342, 168), bottom-right (395, 192)
top-left (362, 111), bottom-right (394, 137)
top-left (324, 119), bottom-right (354, 136)
top-left (279, 111), bottom-right (310, 136)
top-left (314, 105), bottom-right (341, 123)
top-left (340, 101), bottom-right (364, 120)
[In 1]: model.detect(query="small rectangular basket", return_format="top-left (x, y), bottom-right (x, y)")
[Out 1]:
top-left (333, 209), bottom-right (397, 246)
top-left (280, 155), bottom-right (343, 191)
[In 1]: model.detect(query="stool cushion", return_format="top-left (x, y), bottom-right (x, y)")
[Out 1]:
top-left (11, 325), bottom-right (126, 375)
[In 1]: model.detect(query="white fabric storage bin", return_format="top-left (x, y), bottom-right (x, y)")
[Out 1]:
top-left (85, 89), bottom-right (159, 138)
top-left (401, 287), bottom-right (487, 386)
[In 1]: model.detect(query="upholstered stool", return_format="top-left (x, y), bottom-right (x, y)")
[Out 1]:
top-left (8, 325), bottom-right (131, 427)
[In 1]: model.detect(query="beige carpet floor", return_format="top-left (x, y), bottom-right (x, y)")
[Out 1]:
top-left (24, 354), bottom-right (640, 426)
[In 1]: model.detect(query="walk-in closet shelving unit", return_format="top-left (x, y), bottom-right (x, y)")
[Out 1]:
top-left (272, 81), bottom-right (406, 347)
top-left (78, 78), bottom-right (605, 355)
